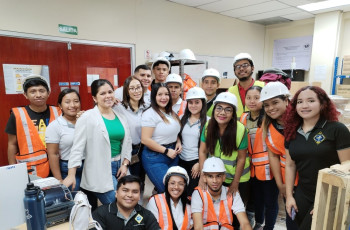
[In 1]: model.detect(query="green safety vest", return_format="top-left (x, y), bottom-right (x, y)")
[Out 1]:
top-left (206, 103), bottom-right (214, 117)
top-left (204, 121), bottom-right (250, 184)
top-left (228, 80), bottom-right (265, 118)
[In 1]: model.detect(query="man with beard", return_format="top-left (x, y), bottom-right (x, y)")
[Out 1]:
top-left (191, 157), bottom-right (252, 230)
top-left (228, 53), bottom-right (264, 118)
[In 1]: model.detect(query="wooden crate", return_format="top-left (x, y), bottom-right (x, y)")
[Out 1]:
top-left (312, 162), bottom-right (350, 230)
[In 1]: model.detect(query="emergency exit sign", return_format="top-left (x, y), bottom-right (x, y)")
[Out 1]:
top-left (58, 24), bottom-right (78, 35)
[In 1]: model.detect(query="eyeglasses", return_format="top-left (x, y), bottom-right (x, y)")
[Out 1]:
top-left (234, 63), bottom-right (250, 70)
top-left (169, 181), bottom-right (185, 188)
top-left (215, 106), bottom-right (233, 114)
top-left (129, 86), bottom-right (142, 92)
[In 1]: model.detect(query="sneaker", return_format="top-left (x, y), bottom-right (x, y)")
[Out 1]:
top-left (253, 223), bottom-right (263, 230)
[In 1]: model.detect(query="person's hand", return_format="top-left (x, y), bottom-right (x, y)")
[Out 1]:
top-left (114, 98), bottom-right (121, 105)
top-left (227, 180), bottom-right (239, 198)
top-left (63, 175), bottom-right (76, 191)
top-left (166, 149), bottom-right (178, 159)
top-left (310, 209), bottom-right (314, 215)
top-left (191, 162), bottom-right (200, 179)
top-left (117, 164), bottom-right (128, 180)
top-left (286, 195), bottom-right (298, 218)
top-left (198, 174), bottom-right (206, 190)
top-left (76, 110), bottom-right (85, 119)
top-left (175, 142), bottom-right (182, 154)
top-left (278, 184), bottom-right (286, 198)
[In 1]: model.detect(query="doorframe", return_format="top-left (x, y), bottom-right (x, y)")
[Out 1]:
top-left (0, 30), bottom-right (136, 73)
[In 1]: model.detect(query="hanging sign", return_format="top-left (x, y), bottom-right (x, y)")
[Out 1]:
top-left (58, 24), bottom-right (78, 35)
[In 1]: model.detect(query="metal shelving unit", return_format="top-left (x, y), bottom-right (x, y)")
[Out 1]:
top-left (332, 57), bottom-right (350, 95)
top-left (169, 59), bottom-right (208, 79)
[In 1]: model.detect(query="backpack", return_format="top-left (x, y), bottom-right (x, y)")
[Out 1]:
top-left (69, 191), bottom-right (102, 230)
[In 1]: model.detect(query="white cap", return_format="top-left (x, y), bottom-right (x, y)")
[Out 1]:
top-left (22, 74), bottom-right (50, 91)
top-left (202, 157), bottom-right (226, 173)
top-left (233, 53), bottom-right (253, 66)
top-left (186, 87), bottom-right (206, 101)
top-left (163, 166), bottom-right (189, 185)
top-left (151, 57), bottom-right (171, 70)
top-left (202, 68), bottom-right (221, 83)
top-left (214, 92), bottom-right (238, 109)
top-left (166, 73), bottom-right (183, 86)
top-left (260, 82), bottom-right (290, 102)
top-left (179, 49), bottom-right (196, 60)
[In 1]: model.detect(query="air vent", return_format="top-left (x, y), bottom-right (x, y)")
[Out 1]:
top-left (250, 16), bottom-right (292, 25)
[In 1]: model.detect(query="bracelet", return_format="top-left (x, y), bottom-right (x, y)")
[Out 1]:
top-left (122, 163), bottom-right (129, 167)
top-left (163, 148), bottom-right (169, 155)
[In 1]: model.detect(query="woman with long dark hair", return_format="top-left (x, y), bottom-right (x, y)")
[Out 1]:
top-left (179, 87), bottom-right (207, 195)
top-left (284, 86), bottom-right (350, 230)
top-left (147, 166), bottom-right (192, 230)
top-left (141, 83), bottom-right (182, 193)
top-left (64, 79), bottom-right (132, 205)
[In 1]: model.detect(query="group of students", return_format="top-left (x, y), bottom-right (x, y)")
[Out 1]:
top-left (6, 52), bottom-right (350, 230)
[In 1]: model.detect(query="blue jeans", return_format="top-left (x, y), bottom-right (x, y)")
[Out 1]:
top-left (142, 143), bottom-right (179, 193)
top-left (94, 160), bottom-right (120, 205)
top-left (60, 160), bottom-right (83, 192)
top-left (252, 177), bottom-right (279, 230)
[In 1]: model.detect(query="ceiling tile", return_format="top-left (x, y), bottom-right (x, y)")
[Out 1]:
top-left (240, 7), bottom-right (302, 21)
top-left (197, 0), bottom-right (269, 13)
top-left (277, 0), bottom-right (324, 7)
top-left (220, 1), bottom-right (289, 18)
top-left (283, 11), bottom-right (315, 20)
top-left (168, 0), bottom-right (219, 7)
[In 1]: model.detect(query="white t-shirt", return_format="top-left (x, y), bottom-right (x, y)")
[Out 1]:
top-left (191, 186), bottom-right (245, 216)
top-left (147, 196), bottom-right (185, 229)
top-left (45, 116), bottom-right (78, 161)
top-left (115, 86), bottom-right (151, 107)
top-left (172, 98), bottom-right (183, 115)
top-left (117, 104), bottom-right (146, 145)
top-left (142, 108), bottom-right (180, 145)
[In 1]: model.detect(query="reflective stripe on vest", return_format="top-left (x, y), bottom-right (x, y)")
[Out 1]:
top-left (228, 80), bottom-right (265, 118)
top-left (206, 121), bottom-right (250, 183)
top-left (240, 112), bottom-right (272, 180)
top-left (154, 194), bottom-right (191, 230)
top-left (196, 187), bottom-right (233, 230)
top-left (178, 101), bottom-right (187, 117)
top-left (265, 123), bottom-right (298, 185)
top-left (12, 106), bottom-right (61, 178)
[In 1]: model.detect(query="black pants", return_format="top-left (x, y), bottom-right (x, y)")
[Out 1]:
top-left (294, 186), bottom-right (313, 230)
top-left (178, 158), bottom-right (200, 196)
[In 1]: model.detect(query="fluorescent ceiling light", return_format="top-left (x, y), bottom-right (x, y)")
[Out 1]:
top-left (298, 0), bottom-right (350, 12)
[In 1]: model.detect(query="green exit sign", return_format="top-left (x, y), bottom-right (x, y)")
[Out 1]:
top-left (58, 24), bottom-right (78, 35)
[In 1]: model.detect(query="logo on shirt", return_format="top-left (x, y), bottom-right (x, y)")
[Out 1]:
top-left (135, 214), bottom-right (143, 224)
top-left (313, 131), bottom-right (325, 144)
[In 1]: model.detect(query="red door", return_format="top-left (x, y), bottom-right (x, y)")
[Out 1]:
top-left (0, 36), bottom-right (132, 166)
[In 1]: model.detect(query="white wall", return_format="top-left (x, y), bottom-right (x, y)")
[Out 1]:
top-left (0, 0), bottom-right (266, 79)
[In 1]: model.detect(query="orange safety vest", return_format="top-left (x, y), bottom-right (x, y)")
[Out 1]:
top-left (240, 113), bottom-right (273, 181)
top-left (12, 106), bottom-right (61, 178)
top-left (195, 187), bottom-right (234, 230)
top-left (153, 193), bottom-right (191, 230)
top-left (177, 100), bottom-right (187, 117)
top-left (265, 123), bottom-right (298, 186)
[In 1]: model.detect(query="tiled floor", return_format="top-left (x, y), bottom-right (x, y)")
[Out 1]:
top-left (143, 175), bottom-right (287, 229)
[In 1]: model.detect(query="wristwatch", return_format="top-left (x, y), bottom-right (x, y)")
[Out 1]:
top-left (164, 148), bottom-right (169, 155)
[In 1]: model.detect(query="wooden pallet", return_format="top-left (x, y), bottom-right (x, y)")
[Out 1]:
top-left (312, 162), bottom-right (350, 230)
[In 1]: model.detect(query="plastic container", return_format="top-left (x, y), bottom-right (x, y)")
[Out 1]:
top-left (23, 183), bottom-right (47, 230)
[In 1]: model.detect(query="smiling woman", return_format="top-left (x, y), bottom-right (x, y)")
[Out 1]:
top-left (63, 79), bottom-right (132, 207)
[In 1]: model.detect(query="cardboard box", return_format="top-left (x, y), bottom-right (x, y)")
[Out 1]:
top-left (290, 81), bottom-right (322, 96)
top-left (337, 85), bottom-right (350, 98)
top-left (219, 78), bottom-right (238, 89)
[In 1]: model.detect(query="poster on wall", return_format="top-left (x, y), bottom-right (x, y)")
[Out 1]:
top-left (272, 36), bottom-right (313, 71)
top-left (3, 64), bottom-right (50, 94)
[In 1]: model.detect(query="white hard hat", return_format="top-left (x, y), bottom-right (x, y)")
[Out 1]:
top-left (166, 73), bottom-right (183, 86)
top-left (214, 92), bottom-right (238, 109)
top-left (202, 157), bottom-right (226, 173)
top-left (151, 57), bottom-right (171, 70)
top-left (179, 49), bottom-right (196, 60)
top-left (22, 74), bottom-right (50, 91)
top-left (233, 53), bottom-right (253, 66)
top-left (202, 68), bottom-right (221, 83)
top-left (186, 87), bottom-right (206, 101)
top-left (163, 166), bottom-right (189, 185)
top-left (260, 82), bottom-right (290, 102)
